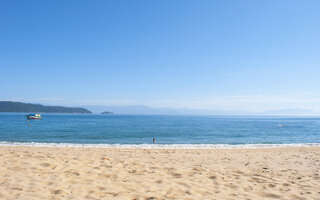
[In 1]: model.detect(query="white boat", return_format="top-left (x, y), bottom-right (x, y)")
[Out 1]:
top-left (26, 113), bottom-right (42, 119)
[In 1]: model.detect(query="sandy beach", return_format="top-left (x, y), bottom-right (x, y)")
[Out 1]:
top-left (0, 146), bottom-right (319, 200)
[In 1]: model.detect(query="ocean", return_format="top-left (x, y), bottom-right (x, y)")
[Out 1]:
top-left (0, 113), bottom-right (320, 148)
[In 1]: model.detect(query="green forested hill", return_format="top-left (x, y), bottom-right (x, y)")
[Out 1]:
top-left (0, 101), bottom-right (92, 113)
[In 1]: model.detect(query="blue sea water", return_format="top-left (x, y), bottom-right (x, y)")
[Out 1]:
top-left (0, 113), bottom-right (320, 148)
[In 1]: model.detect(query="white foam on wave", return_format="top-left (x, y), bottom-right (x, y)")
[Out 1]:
top-left (0, 141), bottom-right (320, 149)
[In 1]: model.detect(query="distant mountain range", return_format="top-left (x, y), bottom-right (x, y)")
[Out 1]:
top-left (1, 101), bottom-right (319, 116)
top-left (82, 105), bottom-right (320, 116)
top-left (261, 108), bottom-right (319, 116)
top-left (0, 101), bottom-right (92, 114)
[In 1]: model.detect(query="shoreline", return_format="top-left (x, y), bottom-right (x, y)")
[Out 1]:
top-left (1, 146), bottom-right (319, 199)
top-left (1, 141), bottom-right (320, 149)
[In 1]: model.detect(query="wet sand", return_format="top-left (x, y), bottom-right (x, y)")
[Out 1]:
top-left (0, 146), bottom-right (319, 199)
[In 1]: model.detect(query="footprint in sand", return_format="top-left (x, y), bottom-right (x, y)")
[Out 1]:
top-left (51, 189), bottom-right (63, 195)
top-left (40, 162), bottom-right (50, 167)
top-left (258, 192), bottom-right (281, 199)
top-left (171, 172), bottom-right (182, 178)
top-left (64, 170), bottom-right (80, 176)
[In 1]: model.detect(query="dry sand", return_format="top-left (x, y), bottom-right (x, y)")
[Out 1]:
top-left (0, 146), bottom-right (319, 200)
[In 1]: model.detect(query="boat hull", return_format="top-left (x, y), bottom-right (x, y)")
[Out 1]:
top-left (26, 114), bottom-right (42, 119)
top-left (26, 116), bottom-right (42, 119)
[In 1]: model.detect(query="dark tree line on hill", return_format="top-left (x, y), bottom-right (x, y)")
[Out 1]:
top-left (0, 101), bottom-right (92, 113)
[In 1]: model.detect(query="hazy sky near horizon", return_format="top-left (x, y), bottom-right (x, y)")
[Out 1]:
top-left (1, 0), bottom-right (320, 111)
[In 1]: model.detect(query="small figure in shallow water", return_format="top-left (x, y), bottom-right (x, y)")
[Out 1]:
top-left (153, 138), bottom-right (156, 144)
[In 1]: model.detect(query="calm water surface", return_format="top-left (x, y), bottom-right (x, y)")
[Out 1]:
top-left (0, 113), bottom-right (320, 146)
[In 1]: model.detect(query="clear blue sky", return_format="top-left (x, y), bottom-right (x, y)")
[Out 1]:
top-left (1, 0), bottom-right (320, 111)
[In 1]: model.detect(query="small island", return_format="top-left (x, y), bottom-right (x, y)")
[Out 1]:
top-left (101, 111), bottom-right (114, 114)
